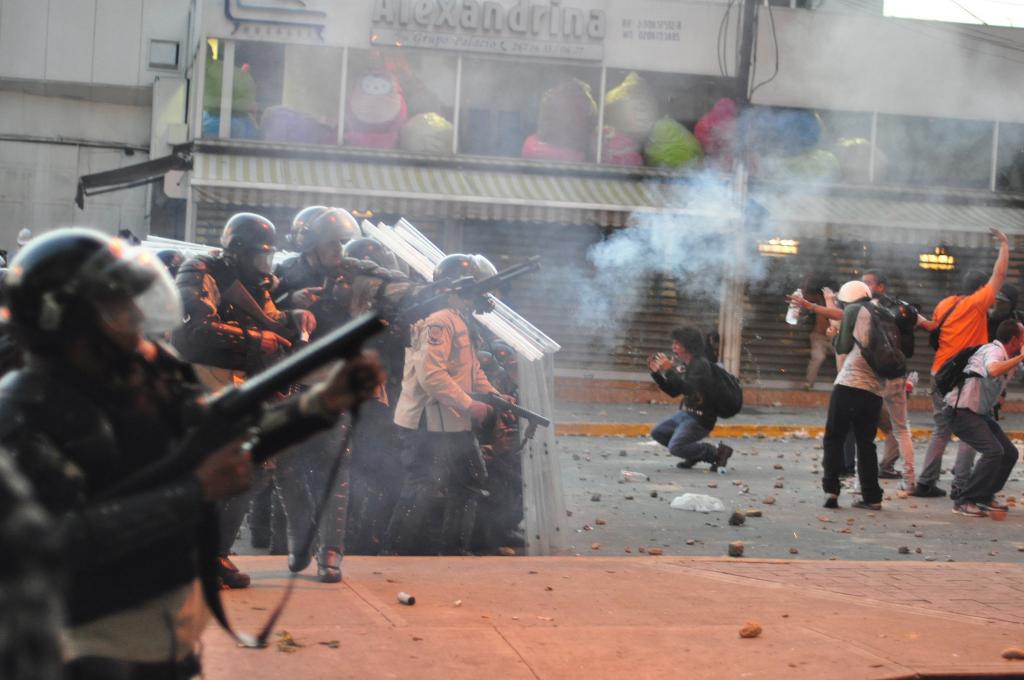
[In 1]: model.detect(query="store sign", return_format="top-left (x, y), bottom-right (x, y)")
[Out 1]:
top-left (370, 0), bottom-right (606, 60)
top-left (224, 0), bottom-right (327, 35)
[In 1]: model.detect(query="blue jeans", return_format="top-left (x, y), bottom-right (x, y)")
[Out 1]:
top-left (650, 411), bottom-right (716, 465)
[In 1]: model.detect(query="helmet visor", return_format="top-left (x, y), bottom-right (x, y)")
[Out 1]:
top-left (252, 251), bottom-right (275, 276)
top-left (78, 241), bottom-right (184, 336)
top-left (472, 255), bottom-right (498, 280)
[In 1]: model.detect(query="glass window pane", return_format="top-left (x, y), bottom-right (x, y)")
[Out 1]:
top-left (996, 122), bottom-right (1024, 192)
top-left (343, 48), bottom-right (457, 153)
top-left (203, 40), bottom-right (342, 144)
top-left (460, 58), bottom-right (601, 161)
top-left (602, 69), bottom-right (733, 169)
top-left (875, 114), bottom-right (993, 189)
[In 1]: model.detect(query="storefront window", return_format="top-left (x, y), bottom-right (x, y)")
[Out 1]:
top-left (202, 39), bottom-right (343, 145)
top-left (995, 122), bottom-right (1024, 192)
top-left (875, 114), bottom-right (993, 189)
top-left (343, 48), bottom-right (457, 154)
top-left (459, 58), bottom-right (601, 161)
top-left (602, 69), bottom-right (732, 170)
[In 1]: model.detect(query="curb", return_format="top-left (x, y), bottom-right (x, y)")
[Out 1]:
top-left (556, 422), bottom-right (1024, 440)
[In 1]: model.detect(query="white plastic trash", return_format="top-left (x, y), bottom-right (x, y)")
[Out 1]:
top-left (621, 470), bottom-right (649, 482)
top-left (670, 493), bottom-right (726, 513)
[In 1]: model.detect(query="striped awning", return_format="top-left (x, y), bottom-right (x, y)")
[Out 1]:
top-left (189, 152), bottom-right (736, 228)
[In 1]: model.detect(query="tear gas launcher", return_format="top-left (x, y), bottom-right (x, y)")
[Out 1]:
top-left (400, 256), bottom-right (541, 324)
top-left (99, 313), bottom-right (385, 499)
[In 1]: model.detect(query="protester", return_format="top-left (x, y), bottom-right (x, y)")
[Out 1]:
top-left (914, 227), bottom-right (1009, 498)
top-left (944, 319), bottom-right (1024, 517)
top-left (821, 281), bottom-right (885, 510)
top-left (648, 326), bottom-right (733, 471)
top-left (802, 286), bottom-right (834, 390)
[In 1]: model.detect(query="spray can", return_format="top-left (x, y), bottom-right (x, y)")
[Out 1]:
top-left (785, 289), bottom-right (803, 325)
top-left (905, 371), bottom-right (919, 395)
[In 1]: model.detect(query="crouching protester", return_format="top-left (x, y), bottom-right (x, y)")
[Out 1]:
top-left (648, 326), bottom-right (733, 471)
top-left (0, 229), bottom-right (382, 679)
top-left (822, 281), bottom-right (888, 511)
top-left (944, 319), bottom-right (1024, 517)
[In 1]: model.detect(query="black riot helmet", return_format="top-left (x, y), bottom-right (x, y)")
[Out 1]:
top-left (4, 228), bottom-right (182, 354)
top-left (432, 254), bottom-right (498, 284)
top-left (343, 237), bottom-right (399, 270)
top-left (490, 340), bottom-right (517, 367)
top-left (289, 206), bottom-right (360, 254)
top-left (221, 212), bottom-right (277, 282)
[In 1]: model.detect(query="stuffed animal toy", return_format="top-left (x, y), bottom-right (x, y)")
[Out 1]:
top-left (344, 69), bottom-right (408, 149)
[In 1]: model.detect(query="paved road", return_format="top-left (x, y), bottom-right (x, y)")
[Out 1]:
top-left (558, 433), bottom-right (1024, 562)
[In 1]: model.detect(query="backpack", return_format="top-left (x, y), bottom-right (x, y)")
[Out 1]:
top-left (707, 362), bottom-right (743, 418)
top-left (853, 304), bottom-right (907, 380)
top-left (933, 344), bottom-right (983, 396)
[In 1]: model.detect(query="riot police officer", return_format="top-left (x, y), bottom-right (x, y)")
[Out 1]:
top-left (173, 212), bottom-right (316, 587)
top-left (270, 206), bottom-right (361, 581)
top-left (0, 228), bottom-right (381, 678)
top-left (384, 254), bottom-right (502, 555)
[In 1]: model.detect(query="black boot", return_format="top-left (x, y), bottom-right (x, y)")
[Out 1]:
top-left (317, 548), bottom-right (343, 583)
top-left (217, 555), bottom-right (251, 589)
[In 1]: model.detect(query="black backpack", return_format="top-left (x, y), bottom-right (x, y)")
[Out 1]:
top-left (853, 304), bottom-right (907, 380)
top-left (707, 362), bottom-right (743, 418)
top-left (933, 344), bottom-right (983, 396)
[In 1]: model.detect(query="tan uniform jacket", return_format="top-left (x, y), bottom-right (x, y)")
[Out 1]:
top-left (394, 307), bottom-right (496, 432)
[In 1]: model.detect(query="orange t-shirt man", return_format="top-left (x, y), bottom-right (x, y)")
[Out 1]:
top-left (930, 282), bottom-right (997, 374)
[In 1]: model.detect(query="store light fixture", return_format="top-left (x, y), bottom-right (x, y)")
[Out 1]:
top-left (919, 245), bottom-right (956, 271)
top-left (757, 237), bottom-right (799, 257)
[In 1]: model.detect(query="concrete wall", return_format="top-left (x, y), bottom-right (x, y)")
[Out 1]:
top-left (0, 0), bottom-right (192, 87)
top-left (752, 7), bottom-right (1024, 124)
top-left (0, 92), bottom-right (151, 248)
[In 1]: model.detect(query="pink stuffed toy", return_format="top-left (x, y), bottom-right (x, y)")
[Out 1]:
top-left (521, 135), bottom-right (586, 162)
top-left (695, 98), bottom-right (737, 170)
top-left (344, 69), bottom-right (408, 149)
top-left (601, 126), bottom-right (643, 166)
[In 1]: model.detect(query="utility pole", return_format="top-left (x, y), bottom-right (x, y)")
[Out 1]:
top-left (717, 0), bottom-right (759, 377)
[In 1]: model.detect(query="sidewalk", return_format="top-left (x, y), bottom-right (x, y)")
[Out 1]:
top-left (201, 556), bottom-right (1024, 679)
top-left (554, 400), bottom-right (1024, 439)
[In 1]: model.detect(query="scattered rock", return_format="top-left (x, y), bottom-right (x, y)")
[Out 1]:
top-left (745, 509), bottom-right (763, 518)
top-left (707, 482), bottom-right (718, 489)
top-left (595, 518), bottom-right (607, 525)
top-left (914, 531), bottom-right (923, 538)
top-left (729, 511), bottom-right (747, 526)
top-left (817, 515), bottom-right (832, 523)
top-left (619, 450), bottom-right (628, 457)
top-left (773, 464), bottom-right (784, 470)
top-left (545, 586), bottom-right (553, 591)
top-left (739, 622), bottom-right (763, 639)
top-left (650, 490), bottom-right (659, 498)
top-left (572, 454), bottom-right (581, 461)
top-left (582, 524), bottom-right (593, 531)
top-left (762, 496), bottom-right (776, 505)
top-left (624, 547), bottom-right (632, 553)
top-left (638, 546), bottom-right (647, 553)
top-left (590, 493), bottom-right (602, 502)
top-left (647, 547), bottom-right (664, 556)
top-left (1002, 647), bottom-right (1024, 660)
top-left (454, 599), bottom-right (463, 607)
top-left (498, 547), bottom-right (516, 556)
top-left (728, 541), bottom-right (745, 557)
top-left (276, 630), bottom-right (304, 653)
top-left (774, 482), bottom-right (784, 489)
top-left (591, 542), bottom-right (601, 550)
top-left (318, 640), bottom-right (340, 649)
top-left (898, 546), bottom-right (910, 555)
top-left (686, 539), bottom-right (696, 545)
top-left (624, 495), bottom-right (634, 500)
top-left (915, 547), bottom-right (923, 554)
top-left (788, 547), bottom-right (799, 555)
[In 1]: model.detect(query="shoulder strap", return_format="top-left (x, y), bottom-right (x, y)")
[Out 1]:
top-left (936, 296), bottom-right (966, 332)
